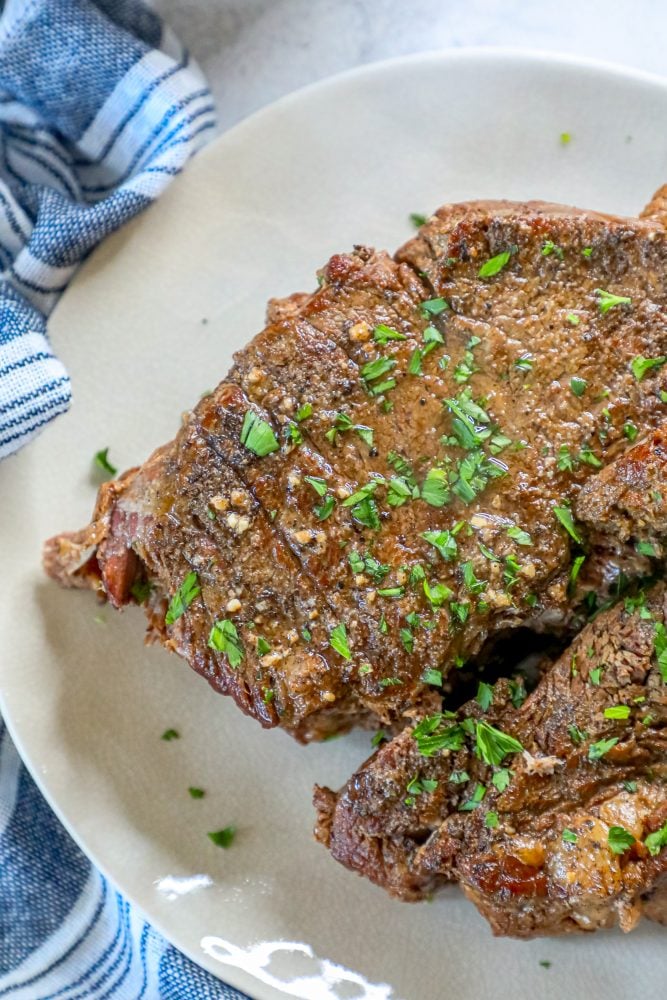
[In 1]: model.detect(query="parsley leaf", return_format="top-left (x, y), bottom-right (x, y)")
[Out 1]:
top-left (562, 828), bottom-right (578, 844)
top-left (604, 705), bottom-right (630, 720)
top-left (458, 782), bottom-right (487, 811)
top-left (570, 376), bottom-right (587, 397)
top-left (330, 623), bottom-right (352, 660)
top-left (165, 572), bottom-right (200, 625)
top-left (654, 622), bottom-right (667, 682)
top-left (479, 252), bottom-right (511, 278)
top-left (304, 475), bottom-right (327, 497)
top-left (595, 288), bottom-right (632, 313)
top-left (553, 505), bottom-right (583, 544)
top-left (413, 715), bottom-right (466, 756)
top-left (422, 528), bottom-right (458, 560)
top-left (161, 728), bottom-right (179, 741)
top-left (631, 355), bottom-right (667, 381)
top-left (208, 826), bottom-right (236, 848)
top-left (240, 410), bottom-right (280, 456)
top-left (208, 619), bottom-right (244, 668)
top-left (373, 323), bottom-right (407, 344)
top-left (587, 737), bottom-right (619, 761)
top-left (421, 467), bottom-right (449, 507)
top-left (608, 825), bottom-right (635, 854)
top-left (475, 721), bottom-right (523, 766)
top-left (94, 447), bottom-right (117, 478)
top-left (421, 297), bottom-right (449, 316)
top-left (476, 681), bottom-right (494, 712)
top-left (645, 821), bottom-right (667, 856)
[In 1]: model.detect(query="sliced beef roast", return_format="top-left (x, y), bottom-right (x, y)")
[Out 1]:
top-left (315, 583), bottom-right (667, 937)
top-left (45, 194), bottom-right (667, 743)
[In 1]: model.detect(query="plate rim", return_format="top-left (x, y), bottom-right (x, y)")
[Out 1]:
top-left (4, 44), bottom-right (667, 998)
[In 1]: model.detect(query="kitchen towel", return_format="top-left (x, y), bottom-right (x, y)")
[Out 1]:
top-left (0, 1), bottom-right (246, 997)
top-left (0, 0), bottom-right (215, 460)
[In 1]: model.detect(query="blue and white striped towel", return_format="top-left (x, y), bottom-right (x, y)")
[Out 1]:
top-left (0, 2), bottom-right (246, 996)
top-left (0, 0), bottom-right (216, 460)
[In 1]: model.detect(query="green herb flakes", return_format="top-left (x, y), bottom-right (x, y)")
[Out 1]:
top-left (422, 668), bottom-right (442, 687)
top-left (476, 681), bottom-right (494, 712)
top-left (475, 721), bottom-right (523, 766)
top-left (630, 355), bottom-right (666, 381)
top-left (608, 825), bottom-right (635, 854)
top-left (94, 447), bottom-right (117, 477)
top-left (653, 621), bottom-right (667, 682)
top-left (588, 737), bottom-right (619, 761)
top-left (329, 623), bottom-right (352, 661)
top-left (458, 782), bottom-right (486, 811)
top-left (485, 811), bottom-right (499, 828)
top-left (165, 571), bottom-right (200, 625)
top-left (570, 376), bottom-right (587, 397)
top-left (604, 705), bottom-right (631, 720)
top-left (304, 475), bottom-right (327, 496)
top-left (645, 821), bottom-right (667, 855)
top-left (553, 505), bottom-right (583, 544)
top-left (595, 288), bottom-right (632, 313)
top-left (421, 467), bottom-right (449, 507)
top-left (422, 528), bottom-right (458, 560)
top-left (240, 410), bottom-right (280, 456)
top-left (208, 619), bottom-right (244, 668)
top-left (208, 826), bottom-right (236, 849)
top-left (161, 729), bottom-right (179, 742)
top-left (421, 297), bottom-right (449, 316)
top-left (188, 787), bottom-right (205, 799)
top-left (562, 828), bottom-right (578, 844)
top-left (478, 252), bottom-right (511, 278)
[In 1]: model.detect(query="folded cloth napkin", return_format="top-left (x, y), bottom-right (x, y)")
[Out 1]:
top-left (0, 2), bottom-right (245, 997)
top-left (0, 0), bottom-right (215, 460)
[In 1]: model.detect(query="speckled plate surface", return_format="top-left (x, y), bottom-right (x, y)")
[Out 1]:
top-left (2, 49), bottom-right (667, 1000)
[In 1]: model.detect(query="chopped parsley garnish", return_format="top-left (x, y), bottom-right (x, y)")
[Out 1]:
top-left (406, 775), bottom-right (438, 797)
top-left (165, 571), bottom-right (201, 625)
top-left (582, 247), bottom-right (592, 257)
top-left (408, 348), bottom-right (424, 375)
top-left (161, 729), bottom-right (179, 741)
top-left (450, 770), bottom-right (469, 785)
top-left (623, 421), bottom-right (638, 441)
top-left (624, 780), bottom-right (638, 793)
top-left (587, 737), bottom-right (619, 761)
top-left (595, 288), bottom-right (632, 313)
top-left (458, 782), bottom-right (486, 811)
top-left (514, 355), bottom-right (533, 372)
top-left (568, 724), bottom-right (585, 744)
top-left (422, 528), bottom-right (458, 560)
top-left (560, 132), bottom-right (572, 145)
top-left (94, 447), bottom-right (117, 477)
top-left (608, 825), bottom-right (635, 854)
top-left (423, 325), bottom-right (445, 348)
top-left (453, 351), bottom-right (479, 384)
top-left (566, 313), bottom-right (580, 326)
top-left (553, 505), bottom-right (583, 544)
top-left (476, 681), bottom-right (494, 711)
top-left (314, 494), bottom-right (335, 520)
top-left (478, 251), bottom-right (511, 278)
top-left (562, 828), bottom-right (578, 844)
top-left (304, 475), bottom-right (327, 496)
top-left (423, 579), bottom-right (453, 608)
top-left (507, 525), bottom-right (532, 546)
top-left (631, 355), bottom-right (667, 381)
top-left (569, 376), bottom-right (587, 397)
top-left (578, 447), bottom-right (601, 468)
top-left (421, 297), bottom-right (449, 316)
top-left (188, 787), bottom-right (205, 799)
top-left (301, 627), bottom-right (312, 642)
top-left (653, 622), bottom-right (667, 682)
top-left (557, 444), bottom-right (574, 472)
top-left (421, 467), bottom-right (449, 507)
top-left (377, 586), bottom-right (405, 598)
top-left (295, 402), bottom-right (312, 422)
top-left (492, 768), bottom-right (511, 792)
top-left (208, 826), bottom-right (236, 849)
top-left (413, 714), bottom-right (466, 756)
top-left (361, 355), bottom-right (397, 383)
top-left (569, 554), bottom-right (586, 590)
top-left (329, 623), bottom-right (352, 660)
top-left (541, 241), bottom-right (563, 259)
top-left (450, 601), bottom-right (469, 623)
top-left (373, 323), bottom-right (407, 344)
top-left (475, 721), bottom-right (523, 766)
top-left (208, 619), bottom-right (244, 668)
top-left (371, 730), bottom-right (387, 747)
top-left (645, 821), bottom-right (667, 856)
top-left (508, 679), bottom-right (526, 708)
top-left (256, 636), bottom-right (271, 656)
top-left (240, 410), bottom-right (280, 456)
top-left (410, 212), bottom-right (428, 228)
top-left (452, 450), bottom-right (506, 504)
top-left (422, 668), bottom-right (442, 687)
top-left (604, 705), bottom-right (630, 720)
top-left (485, 811), bottom-right (499, 828)
top-left (636, 540), bottom-right (657, 557)
top-left (387, 476), bottom-right (417, 507)
top-left (462, 561), bottom-right (485, 594)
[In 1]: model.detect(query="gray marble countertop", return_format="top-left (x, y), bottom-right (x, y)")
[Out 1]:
top-left (154, 0), bottom-right (665, 130)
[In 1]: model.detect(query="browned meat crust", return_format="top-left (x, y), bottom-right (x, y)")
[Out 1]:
top-left (315, 586), bottom-right (667, 937)
top-left (44, 197), bottom-right (667, 744)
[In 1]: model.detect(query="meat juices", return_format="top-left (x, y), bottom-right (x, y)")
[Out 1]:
top-left (45, 190), bottom-right (667, 935)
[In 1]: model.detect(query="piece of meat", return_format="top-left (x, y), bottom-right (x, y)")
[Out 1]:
top-left (45, 195), bottom-right (667, 741)
top-left (315, 584), bottom-right (667, 936)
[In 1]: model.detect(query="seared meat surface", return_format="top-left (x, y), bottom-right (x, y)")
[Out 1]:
top-left (315, 585), bottom-right (667, 937)
top-left (44, 196), bottom-right (667, 742)
top-left (45, 190), bottom-right (667, 936)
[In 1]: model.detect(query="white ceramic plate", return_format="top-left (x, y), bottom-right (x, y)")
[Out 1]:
top-left (2, 49), bottom-right (667, 1000)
